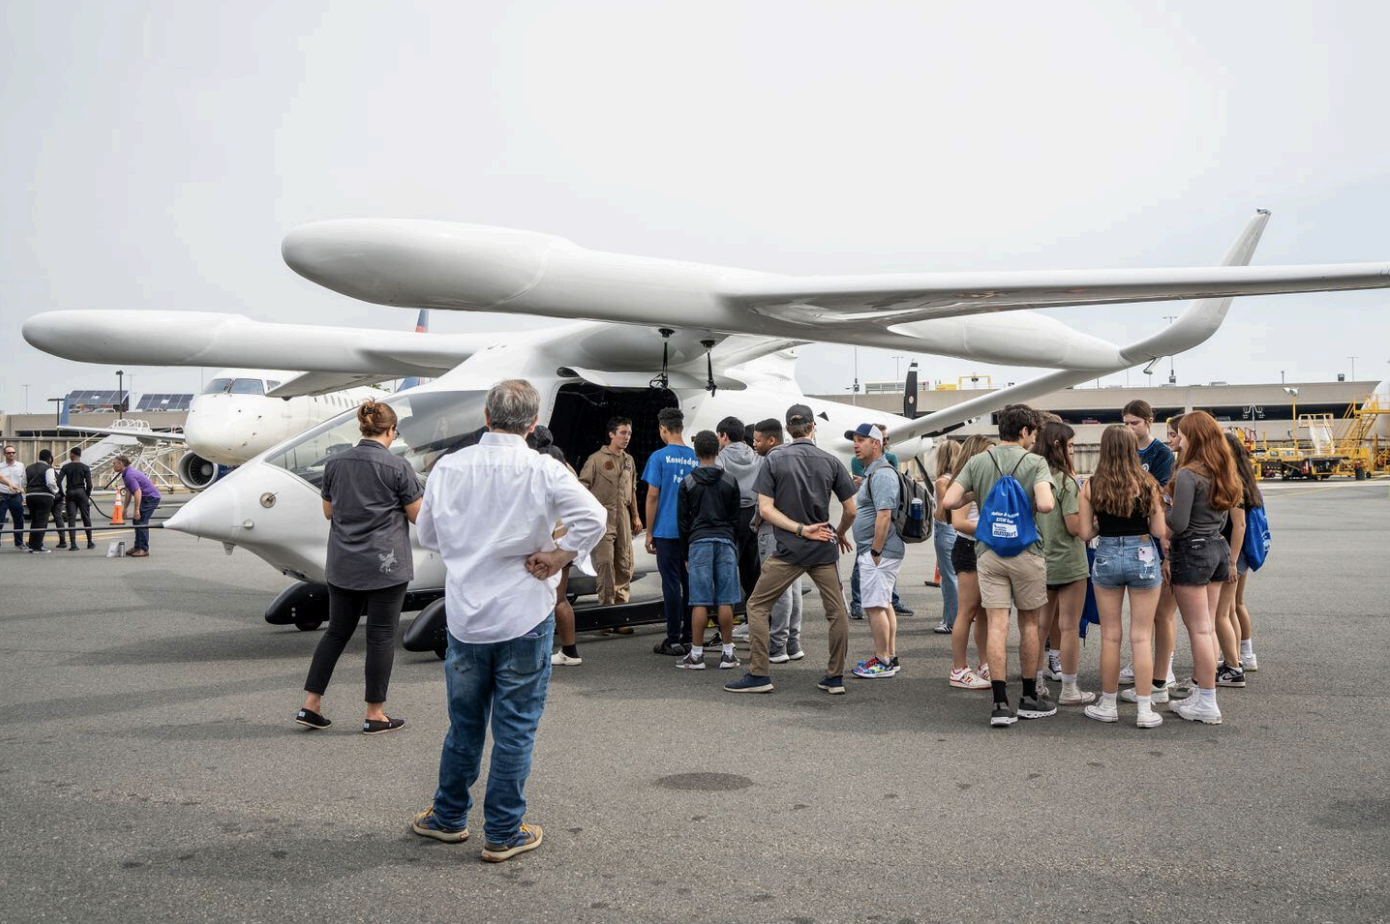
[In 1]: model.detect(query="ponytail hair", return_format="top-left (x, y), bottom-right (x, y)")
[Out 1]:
top-left (357, 399), bottom-right (397, 438)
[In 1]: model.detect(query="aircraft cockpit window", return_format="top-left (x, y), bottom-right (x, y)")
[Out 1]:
top-left (264, 390), bottom-right (488, 490)
top-left (201, 378), bottom-right (233, 395)
top-left (267, 380), bottom-right (282, 391)
top-left (229, 378), bottom-right (266, 396)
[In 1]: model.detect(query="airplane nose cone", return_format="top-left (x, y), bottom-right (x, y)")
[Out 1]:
top-left (281, 220), bottom-right (563, 310)
top-left (164, 478), bottom-right (242, 543)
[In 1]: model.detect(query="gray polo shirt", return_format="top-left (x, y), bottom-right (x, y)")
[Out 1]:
top-left (321, 440), bottom-right (422, 590)
top-left (752, 438), bottom-right (856, 568)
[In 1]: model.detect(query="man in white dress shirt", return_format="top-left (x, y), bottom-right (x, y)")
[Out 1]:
top-left (410, 379), bottom-right (605, 863)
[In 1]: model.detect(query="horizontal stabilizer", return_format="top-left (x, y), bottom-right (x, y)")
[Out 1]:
top-left (267, 371), bottom-right (394, 398)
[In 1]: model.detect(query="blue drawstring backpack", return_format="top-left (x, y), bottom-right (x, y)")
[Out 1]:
top-left (976, 450), bottom-right (1038, 558)
top-left (1242, 504), bottom-right (1271, 570)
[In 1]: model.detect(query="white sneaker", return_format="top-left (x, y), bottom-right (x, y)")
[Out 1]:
top-left (1120, 686), bottom-right (1169, 705)
top-left (949, 667), bottom-right (990, 690)
top-left (1136, 706), bottom-right (1164, 729)
top-left (976, 664), bottom-right (991, 682)
top-left (1242, 652), bottom-right (1258, 672)
top-left (1172, 695), bottom-right (1222, 724)
top-left (1058, 685), bottom-right (1096, 706)
top-left (1118, 663), bottom-right (1135, 685)
top-left (551, 651), bottom-right (582, 666)
top-left (732, 624), bottom-right (749, 640)
top-left (1044, 654), bottom-right (1062, 681)
top-left (1084, 699), bottom-right (1118, 723)
top-left (768, 651), bottom-right (791, 664)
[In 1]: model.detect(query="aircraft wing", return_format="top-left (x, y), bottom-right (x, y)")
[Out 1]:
top-left (59, 424), bottom-right (185, 446)
top-left (266, 371), bottom-right (396, 398)
top-left (280, 215), bottom-right (1390, 370)
top-left (886, 210), bottom-right (1273, 442)
top-left (23, 311), bottom-right (490, 378)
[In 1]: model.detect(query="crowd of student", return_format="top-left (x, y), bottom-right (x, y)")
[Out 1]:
top-left (611, 398), bottom-right (1265, 729)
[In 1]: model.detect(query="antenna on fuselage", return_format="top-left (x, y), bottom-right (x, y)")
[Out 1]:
top-left (701, 339), bottom-right (717, 396)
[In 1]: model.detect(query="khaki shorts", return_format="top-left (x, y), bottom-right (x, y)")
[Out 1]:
top-left (977, 548), bottom-right (1048, 612)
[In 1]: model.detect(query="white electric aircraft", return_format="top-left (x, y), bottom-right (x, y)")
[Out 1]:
top-left (21, 210), bottom-right (1390, 646)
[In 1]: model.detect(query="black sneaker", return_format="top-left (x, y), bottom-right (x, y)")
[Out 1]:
top-left (653, 639), bottom-right (688, 656)
top-left (295, 708), bottom-right (331, 729)
top-left (363, 716), bottom-right (406, 735)
top-left (991, 701), bottom-right (1017, 727)
top-left (724, 673), bottom-right (774, 694)
top-left (894, 605), bottom-right (915, 617)
top-left (1018, 692), bottom-right (1057, 719)
top-left (1215, 665), bottom-right (1247, 688)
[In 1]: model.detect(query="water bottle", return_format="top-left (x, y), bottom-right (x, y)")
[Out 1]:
top-left (907, 497), bottom-right (925, 539)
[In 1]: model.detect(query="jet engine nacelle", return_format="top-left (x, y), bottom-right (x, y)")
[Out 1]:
top-left (177, 452), bottom-right (232, 491)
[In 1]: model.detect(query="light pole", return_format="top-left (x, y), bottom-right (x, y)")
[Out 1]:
top-left (1283, 386), bottom-right (1299, 448)
top-left (891, 354), bottom-right (905, 383)
top-left (1280, 370), bottom-right (1285, 385)
top-left (116, 370), bottom-right (124, 420)
top-left (22, 384), bottom-right (30, 414)
top-left (1349, 356), bottom-right (1358, 380)
top-left (1163, 316), bottom-right (1177, 384)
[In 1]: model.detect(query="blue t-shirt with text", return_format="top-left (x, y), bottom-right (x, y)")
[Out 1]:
top-left (642, 444), bottom-right (699, 539)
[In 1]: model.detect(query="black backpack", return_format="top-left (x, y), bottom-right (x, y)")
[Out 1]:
top-left (865, 463), bottom-right (932, 544)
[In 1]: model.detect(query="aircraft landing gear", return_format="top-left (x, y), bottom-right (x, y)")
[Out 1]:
top-left (402, 597), bottom-right (449, 660)
top-left (266, 581), bottom-right (330, 632)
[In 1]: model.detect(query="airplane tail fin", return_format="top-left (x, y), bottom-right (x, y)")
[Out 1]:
top-left (59, 396), bottom-right (70, 427)
top-left (887, 210), bottom-right (1272, 443)
top-left (903, 362), bottom-right (919, 418)
top-left (398, 309), bottom-right (433, 391)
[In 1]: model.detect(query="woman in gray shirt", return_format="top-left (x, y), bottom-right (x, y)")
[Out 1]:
top-left (1163, 411), bottom-right (1242, 726)
top-left (297, 400), bottom-right (422, 734)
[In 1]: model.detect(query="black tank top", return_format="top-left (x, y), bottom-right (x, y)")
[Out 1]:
top-left (1096, 495), bottom-right (1149, 537)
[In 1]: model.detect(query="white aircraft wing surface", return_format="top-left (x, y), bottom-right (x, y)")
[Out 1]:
top-left (59, 424), bottom-right (185, 446)
top-left (22, 311), bottom-right (490, 378)
top-left (280, 216), bottom-right (1390, 370)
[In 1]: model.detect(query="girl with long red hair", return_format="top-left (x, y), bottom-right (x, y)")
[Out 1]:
top-left (1165, 411), bottom-right (1242, 724)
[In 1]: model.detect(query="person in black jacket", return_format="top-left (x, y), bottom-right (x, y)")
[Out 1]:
top-left (59, 448), bottom-right (95, 550)
top-left (676, 430), bottom-right (743, 671)
top-left (24, 449), bottom-right (60, 553)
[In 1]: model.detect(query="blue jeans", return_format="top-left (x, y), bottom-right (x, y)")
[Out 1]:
top-left (850, 558), bottom-right (903, 612)
top-left (134, 496), bottom-right (160, 551)
top-left (2, 493), bottom-right (24, 546)
top-left (654, 537), bottom-right (691, 643)
top-left (688, 538), bottom-right (741, 607)
top-left (432, 615), bottom-right (554, 845)
top-left (1091, 535), bottom-right (1162, 590)
top-left (933, 522), bottom-right (960, 626)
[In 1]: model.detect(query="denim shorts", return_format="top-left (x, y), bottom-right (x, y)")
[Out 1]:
top-left (1091, 535), bottom-right (1162, 590)
top-left (1168, 532), bottom-right (1231, 587)
top-left (688, 538), bottom-right (742, 607)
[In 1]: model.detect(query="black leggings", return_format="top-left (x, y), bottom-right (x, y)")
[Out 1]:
top-left (303, 582), bottom-right (408, 704)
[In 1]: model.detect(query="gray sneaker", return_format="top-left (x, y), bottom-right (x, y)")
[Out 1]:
top-left (676, 651), bottom-right (706, 670)
top-left (1018, 692), bottom-right (1057, 719)
top-left (719, 650), bottom-right (740, 670)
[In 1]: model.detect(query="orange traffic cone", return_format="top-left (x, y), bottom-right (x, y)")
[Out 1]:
top-left (111, 490), bottom-right (125, 525)
top-left (925, 563), bottom-right (941, 588)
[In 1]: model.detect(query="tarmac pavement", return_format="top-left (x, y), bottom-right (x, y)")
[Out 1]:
top-left (1, 482), bottom-right (1387, 923)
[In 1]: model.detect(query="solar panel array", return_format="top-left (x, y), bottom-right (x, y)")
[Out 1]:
top-left (136, 393), bottom-right (194, 411)
top-left (66, 389), bottom-right (127, 408)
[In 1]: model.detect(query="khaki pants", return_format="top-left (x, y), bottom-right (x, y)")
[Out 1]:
top-left (747, 556), bottom-right (848, 678)
top-left (592, 515), bottom-right (633, 605)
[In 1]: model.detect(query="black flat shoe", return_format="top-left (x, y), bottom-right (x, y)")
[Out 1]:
top-left (295, 708), bottom-right (331, 729)
top-left (363, 716), bottom-right (405, 735)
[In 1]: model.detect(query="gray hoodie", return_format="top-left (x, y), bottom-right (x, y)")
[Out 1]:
top-left (716, 441), bottom-right (762, 508)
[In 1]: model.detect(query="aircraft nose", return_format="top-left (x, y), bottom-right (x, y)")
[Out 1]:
top-left (281, 220), bottom-right (561, 310)
top-left (165, 476), bottom-right (242, 544)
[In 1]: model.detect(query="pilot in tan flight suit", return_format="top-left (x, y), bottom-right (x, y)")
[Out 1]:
top-left (579, 415), bottom-right (643, 607)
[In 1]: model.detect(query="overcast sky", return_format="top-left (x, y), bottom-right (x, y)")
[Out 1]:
top-left (4, 1), bottom-right (1389, 414)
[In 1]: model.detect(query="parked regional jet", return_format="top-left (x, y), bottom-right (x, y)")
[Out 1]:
top-left (21, 210), bottom-right (1390, 645)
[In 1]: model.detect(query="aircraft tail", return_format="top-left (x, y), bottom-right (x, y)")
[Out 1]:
top-left (886, 210), bottom-right (1272, 443)
top-left (398, 309), bottom-right (432, 391)
top-left (59, 396), bottom-right (70, 427)
top-left (903, 362), bottom-right (919, 418)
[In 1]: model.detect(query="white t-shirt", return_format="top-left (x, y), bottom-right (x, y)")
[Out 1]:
top-left (0, 461), bottom-right (24, 496)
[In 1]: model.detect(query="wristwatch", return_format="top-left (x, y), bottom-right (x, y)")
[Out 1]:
top-left (795, 524), bottom-right (804, 538)
top-left (871, 548), bottom-right (882, 558)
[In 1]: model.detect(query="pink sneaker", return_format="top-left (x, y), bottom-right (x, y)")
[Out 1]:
top-left (949, 667), bottom-right (990, 690)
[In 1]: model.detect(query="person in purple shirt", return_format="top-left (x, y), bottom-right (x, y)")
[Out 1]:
top-left (112, 456), bottom-right (161, 557)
